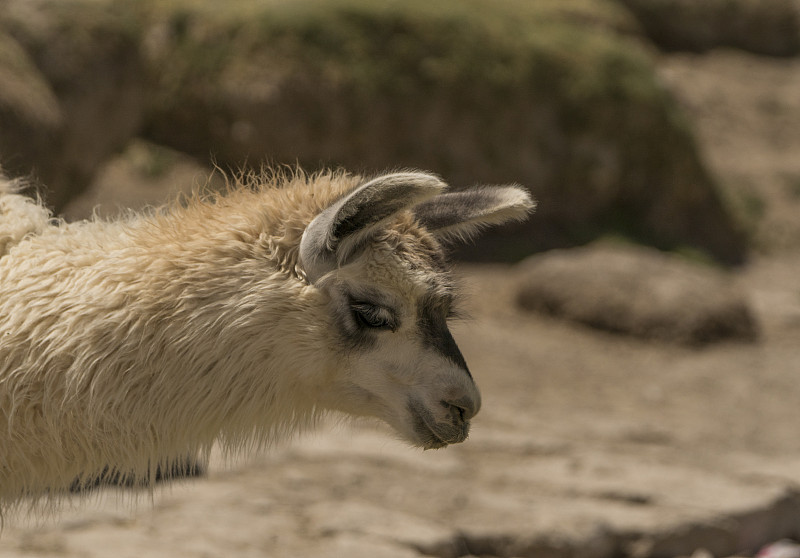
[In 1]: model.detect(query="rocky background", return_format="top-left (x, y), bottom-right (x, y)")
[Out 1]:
top-left (2, 1), bottom-right (800, 557)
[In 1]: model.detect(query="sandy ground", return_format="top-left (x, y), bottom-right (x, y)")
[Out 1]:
top-left (3, 49), bottom-right (800, 558)
top-left (1, 258), bottom-right (799, 558)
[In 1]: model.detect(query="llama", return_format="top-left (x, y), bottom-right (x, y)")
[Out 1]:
top-left (0, 169), bottom-right (534, 510)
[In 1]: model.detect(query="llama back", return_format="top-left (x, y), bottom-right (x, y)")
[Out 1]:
top-left (0, 177), bottom-right (52, 258)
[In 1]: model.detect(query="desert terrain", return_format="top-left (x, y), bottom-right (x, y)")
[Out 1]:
top-left (3, 3), bottom-right (800, 558)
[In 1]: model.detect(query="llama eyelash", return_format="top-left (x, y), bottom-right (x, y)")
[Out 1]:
top-left (349, 301), bottom-right (398, 331)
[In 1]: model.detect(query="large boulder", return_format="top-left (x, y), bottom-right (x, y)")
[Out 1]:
top-left (0, 0), bottom-right (750, 264)
top-left (61, 139), bottom-right (224, 221)
top-left (515, 244), bottom-right (759, 346)
top-left (0, 31), bottom-right (62, 187)
top-left (0, 31), bottom-right (61, 136)
top-left (138, 0), bottom-right (747, 264)
top-left (0, 0), bottom-right (147, 212)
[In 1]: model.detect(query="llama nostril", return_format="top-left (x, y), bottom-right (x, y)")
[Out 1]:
top-left (442, 398), bottom-right (475, 423)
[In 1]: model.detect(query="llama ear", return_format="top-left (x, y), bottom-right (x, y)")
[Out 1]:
top-left (414, 185), bottom-right (536, 243)
top-left (300, 172), bottom-right (446, 283)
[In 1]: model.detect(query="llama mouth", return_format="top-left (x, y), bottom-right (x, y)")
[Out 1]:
top-left (417, 421), bottom-right (451, 450)
top-left (407, 399), bottom-right (469, 450)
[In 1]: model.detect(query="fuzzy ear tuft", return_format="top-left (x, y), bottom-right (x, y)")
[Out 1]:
top-left (300, 171), bottom-right (446, 283)
top-left (413, 185), bottom-right (535, 243)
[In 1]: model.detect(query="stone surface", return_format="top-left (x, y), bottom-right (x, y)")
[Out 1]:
top-left (1, 0), bottom-right (748, 263)
top-left (2, 255), bottom-right (800, 557)
top-left (0, 0), bottom-right (147, 212)
top-left (515, 244), bottom-right (759, 345)
top-left (3, 4), bottom-right (800, 558)
top-left (617, 0), bottom-right (800, 56)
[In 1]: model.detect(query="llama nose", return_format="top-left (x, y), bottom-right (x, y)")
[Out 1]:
top-left (443, 394), bottom-right (480, 423)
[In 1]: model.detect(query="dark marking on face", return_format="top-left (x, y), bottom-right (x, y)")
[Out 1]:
top-left (332, 285), bottom-right (402, 351)
top-left (417, 293), bottom-right (471, 379)
top-left (332, 292), bottom-right (379, 352)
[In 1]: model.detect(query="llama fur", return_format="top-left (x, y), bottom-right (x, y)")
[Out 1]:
top-left (0, 169), bottom-right (533, 512)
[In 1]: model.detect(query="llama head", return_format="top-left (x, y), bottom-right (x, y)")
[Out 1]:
top-left (299, 172), bottom-right (534, 449)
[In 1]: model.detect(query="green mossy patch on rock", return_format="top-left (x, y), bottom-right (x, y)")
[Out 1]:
top-left (138, 0), bottom-right (747, 264)
top-left (0, 0), bottom-right (750, 263)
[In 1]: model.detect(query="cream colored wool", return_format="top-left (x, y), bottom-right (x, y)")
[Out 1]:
top-left (0, 171), bottom-right (357, 508)
top-left (0, 169), bottom-right (533, 513)
top-left (0, 179), bottom-right (51, 258)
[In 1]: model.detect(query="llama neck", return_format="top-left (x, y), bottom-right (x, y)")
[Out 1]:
top-left (77, 216), bottom-right (334, 451)
top-left (0, 211), bottom-right (334, 501)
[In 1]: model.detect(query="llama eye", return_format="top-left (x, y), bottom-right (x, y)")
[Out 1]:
top-left (350, 303), bottom-right (395, 331)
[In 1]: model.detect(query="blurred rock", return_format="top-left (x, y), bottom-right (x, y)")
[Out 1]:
top-left (462, 525), bottom-right (617, 558)
top-left (0, 0), bottom-right (147, 212)
top-left (137, 0), bottom-right (747, 264)
top-left (0, 0), bottom-right (749, 264)
top-left (656, 50), bottom-right (800, 253)
top-left (617, 0), bottom-right (800, 56)
top-left (62, 139), bottom-right (222, 221)
top-left (0, 31), bottom-right (61, 135)
top-left (0, 31), bottom-right (62, 189)
top-left (307, 500), bottom-right (461, 557)
top-left (516, 243), bottom-right (759, 346)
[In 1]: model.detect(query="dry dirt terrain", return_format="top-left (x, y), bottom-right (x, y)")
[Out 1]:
top-left (2, 50), bottom-right (800, 558)
top-left (1, 257), bottom-right (799, 558)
